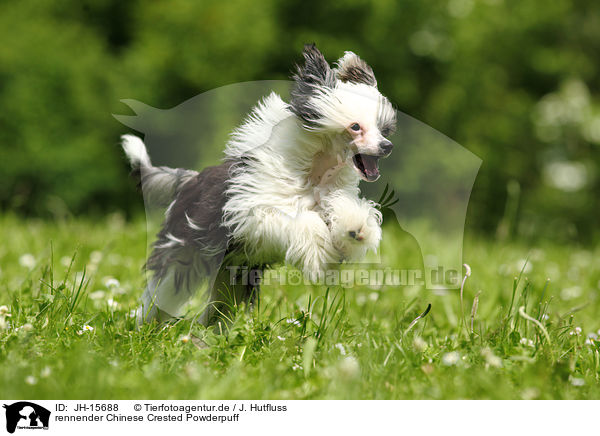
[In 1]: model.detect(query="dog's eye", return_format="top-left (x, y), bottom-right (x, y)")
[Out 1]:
top-left (350, 123), bottom-right (361, 132)
top-left (348, 231), bottom-right (357, 238)
top-left (381, 128), bottom-right (390, 137)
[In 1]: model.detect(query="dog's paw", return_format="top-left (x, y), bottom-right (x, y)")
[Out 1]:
top-left (284, 210), bottom-right (337, 281)
top-left (362, 213), bottom-right (382, 251)
top-left (322, 194), bottom-right (382, 260)
top-left (301, 259), bottom-right (327, 284)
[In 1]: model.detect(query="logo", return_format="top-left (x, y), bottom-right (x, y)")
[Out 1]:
top-left (3, 402), bottom-right (50, 434)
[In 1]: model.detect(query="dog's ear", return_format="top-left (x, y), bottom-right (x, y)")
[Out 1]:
top-left (290, 44), bottom-right (337, 123)
top-left (294, 43), bottom-right (336, 89)
top-left (335, 51), bottom-right (377, 87)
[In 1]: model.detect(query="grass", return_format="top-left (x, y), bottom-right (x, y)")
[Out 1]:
top-left (1, 212), bottom-right (599, 399)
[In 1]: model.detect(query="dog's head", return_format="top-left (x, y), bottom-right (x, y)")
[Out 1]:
top-left (290, 44), bottom-right (396, 182)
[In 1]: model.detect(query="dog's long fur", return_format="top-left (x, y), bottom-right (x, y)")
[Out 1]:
top-left (122, 44), bottom-right (396, 325)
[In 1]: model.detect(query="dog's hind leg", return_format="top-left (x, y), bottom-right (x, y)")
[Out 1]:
top-left (195, 256), bottom-right (263, 326)
top-left (137, 268), bottom-right (196, 325)
top-left (137, 245), bottom-right (210, 325)
top-left (136, 162), bottom-right (232, 326)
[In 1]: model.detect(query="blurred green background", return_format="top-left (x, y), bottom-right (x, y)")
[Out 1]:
top-left (1, 0), bottom-right (599, 243)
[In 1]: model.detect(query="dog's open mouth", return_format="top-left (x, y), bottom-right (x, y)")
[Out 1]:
top-left (352, 154), bottom-right (380, 182)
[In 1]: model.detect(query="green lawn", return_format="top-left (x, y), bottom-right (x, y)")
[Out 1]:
top-left (0, 213), bottom-right (599, 399)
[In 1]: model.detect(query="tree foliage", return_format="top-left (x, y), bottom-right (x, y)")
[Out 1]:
top-left (0, 0), bottom-right (598, 240)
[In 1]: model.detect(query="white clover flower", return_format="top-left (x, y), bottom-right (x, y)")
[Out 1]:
top-left (561, 286), bottom-right (582, 301)
top-left (520, 338), bottom-right (535, 347)
top-left (21, 323), bottom-right (33, 332)
top-left (19, 254), bottom-right (36, 270)
top-left (42, 294), bottom-right (54, 303)
top-left (25, 376), bottom-right (37, 385)
top-left (338, 356), bottom-right (360, 378)
top-left (107, 254), bottom-right (121, 265)
top-left (569, 376), bottom-right (585, 387)
top-left (74, 271), bottom-right (85, 285)
top-left (587, 332), bottom-right (598, 340)
top-left (89, 290), bottom-right (106, 300)
top-left (89, 251), bottom-right (103, 264)
top-left (78, 325), bottom-right (94, 334)
top-left (180, 335), bottom-right (190, 343)
top-left (60, 256), bottom-right (72, 267)
top-left (291, 363), bottom-right (302, 371)
top-left (497, 263), bottom-right (510, 276)
top-left (521, 388), bottom-right (540, 400)
top-left (356, 294), bottom-right (367, 306)
top-left (369, 292), bottom-right (379, 302)
top-left (546, 263), bottom-right (560, 280)
top-left (516, 259), bottom-right (532, 274)
top-left (40, 367), bottom-right (51, 378)
top-left (442, 351), bottom-right (460, 366)
top-left (0, 305), bottom-right (9, 316)
top-left (481, 348), bottom-right (502, 368)
top-left (103, 277), bottom-right (120, 288)
top-left (413, 336), bottom-right (427, 352)
top-left (106, 298), bottom-right (119, 310)
top-left (335, 343), bottom-right (347, 355)
top-left (569, 327), bottom-right (582, 336)
top-left (488, 356), bottom-right (503, 368)
top-left (286, 318), bottom-right (301, 326)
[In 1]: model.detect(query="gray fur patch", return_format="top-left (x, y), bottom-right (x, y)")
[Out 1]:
top-left (335, 52), bottom-right (377, 87)
top-left (290, 43), bottom-right (337, 123)
top-left (146, 161), bottom-right (234, 282)
top-left (378, 115), bottom-right (397, 137)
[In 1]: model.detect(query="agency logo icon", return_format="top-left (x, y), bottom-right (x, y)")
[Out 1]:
top-left (2, 402), bottom-right (50, 434)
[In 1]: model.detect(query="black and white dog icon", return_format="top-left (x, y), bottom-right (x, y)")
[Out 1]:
top-left (3, 402), bottom-right (50, 434)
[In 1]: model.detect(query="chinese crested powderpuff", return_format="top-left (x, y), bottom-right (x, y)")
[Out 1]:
top-left (122, 44), bottom-right (396, 325)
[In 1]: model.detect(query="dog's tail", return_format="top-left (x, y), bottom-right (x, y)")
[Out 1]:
top-left (121, 134), bottom-right (198, 208)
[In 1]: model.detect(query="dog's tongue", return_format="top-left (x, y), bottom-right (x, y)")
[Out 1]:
top-left (354, 154), bottom-right (380, 182)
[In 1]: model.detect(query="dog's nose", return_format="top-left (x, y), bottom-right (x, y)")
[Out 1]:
top-left (379, 139), bottom-right (393, 156)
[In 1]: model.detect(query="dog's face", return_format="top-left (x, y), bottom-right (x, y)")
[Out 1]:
top-left (290, 45), bottom-right (396, 182)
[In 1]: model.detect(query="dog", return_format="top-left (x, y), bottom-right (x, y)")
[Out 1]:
top-left (122, 44), bottom-right (396, 325)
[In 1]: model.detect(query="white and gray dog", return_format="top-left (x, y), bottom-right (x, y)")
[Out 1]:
top-left (122, 44), bottom-right (396, 325)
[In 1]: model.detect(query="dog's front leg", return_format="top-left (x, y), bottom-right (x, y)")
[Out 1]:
top-left (284, 210), bottom-right (337, 282)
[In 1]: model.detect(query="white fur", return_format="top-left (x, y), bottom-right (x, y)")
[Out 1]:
top-left (121, 135), bottom-right (198, 209)
top-left (319, 192), bottom-right (382, 261)
top-left (222, 87), bottom-right (388, 279)
top-left (121, 134), bottom-right (151, 168)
